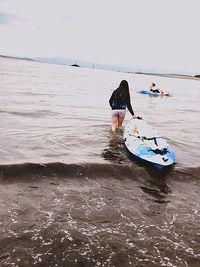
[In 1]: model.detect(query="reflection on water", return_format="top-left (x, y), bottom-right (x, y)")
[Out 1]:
top-left (101, 129), bottom-right (128, 164)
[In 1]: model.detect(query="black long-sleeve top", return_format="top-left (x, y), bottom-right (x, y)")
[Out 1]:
top-left (109, 90), bottom-right (134, 115)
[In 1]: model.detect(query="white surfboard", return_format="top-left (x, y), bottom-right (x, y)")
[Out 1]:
top-left (124, 118), bottom-right (175, 167)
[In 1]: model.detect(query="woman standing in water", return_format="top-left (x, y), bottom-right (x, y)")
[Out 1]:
top-left (109, 80), bottom-right (137, 131)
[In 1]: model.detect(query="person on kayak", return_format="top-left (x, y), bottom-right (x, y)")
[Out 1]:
top-left (149, 82), bottom-right (160, 93)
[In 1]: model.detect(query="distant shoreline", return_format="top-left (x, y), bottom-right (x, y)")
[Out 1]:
top-left (135, 72), bottom-right (200, 81)
top-left (1, 54), bottom-right (199, 81)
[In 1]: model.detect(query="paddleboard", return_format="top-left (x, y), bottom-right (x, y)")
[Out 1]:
top-left (139, 90), bottom-right (169, 96)
top-left (124, 118), bottom-right (175, 167)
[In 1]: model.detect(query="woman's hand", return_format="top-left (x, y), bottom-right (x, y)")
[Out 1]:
top-left (132, 115), bottom-right (137, 119)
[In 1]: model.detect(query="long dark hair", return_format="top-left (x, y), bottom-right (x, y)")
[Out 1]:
top-left (115, 80), bottom-right (130, 97)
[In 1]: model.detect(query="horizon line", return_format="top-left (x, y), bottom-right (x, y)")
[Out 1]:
top-left (0, 54), bottom-right (199, 78)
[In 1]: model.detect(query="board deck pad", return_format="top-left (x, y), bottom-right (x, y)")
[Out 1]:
top-left (124, 119), bottom-right (175, 167)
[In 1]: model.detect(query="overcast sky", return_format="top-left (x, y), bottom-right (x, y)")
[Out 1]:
top-left (0, 0), bottom-right (199, 74)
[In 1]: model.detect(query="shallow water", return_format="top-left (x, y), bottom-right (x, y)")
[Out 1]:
top-left (0, 163), bottom-right (200, 267)
top-left (1, 57), bottom-right (200, 167)
top-left (0, 57), bottom-right (200, 266)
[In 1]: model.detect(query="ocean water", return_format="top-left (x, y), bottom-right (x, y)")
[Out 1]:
top-left (0, 57), bottom-right (200, 266)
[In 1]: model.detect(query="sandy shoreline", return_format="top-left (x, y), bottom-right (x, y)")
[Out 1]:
top-left (1, 55), bottom-right (200, 81)
top-left (136, 72), bottom-right (200, 81)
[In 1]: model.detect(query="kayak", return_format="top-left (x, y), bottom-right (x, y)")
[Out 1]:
top-left (139, 90), bottom-right (169, 96)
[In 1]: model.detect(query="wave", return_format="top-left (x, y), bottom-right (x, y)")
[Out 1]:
top-left (0, 162), bottom-right (199, 182)
top-left (0, 109), bottom-right (59, 118)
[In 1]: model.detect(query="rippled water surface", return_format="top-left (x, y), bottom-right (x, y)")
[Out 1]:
top-left (0, 57), bottom-right (200, 266)
top-left (1, 57), bottom-right (200, 166)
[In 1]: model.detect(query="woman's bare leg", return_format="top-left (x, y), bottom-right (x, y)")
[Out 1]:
top-left (117, 116), bottom-right (125, 130)
top-left (111, 116), bottom-right (118, 131)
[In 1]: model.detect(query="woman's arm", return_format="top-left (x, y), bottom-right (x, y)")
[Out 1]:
top-left (109, 92), bottom-right (115, 108)
top-left (126, 94), bottom-right (135, 116)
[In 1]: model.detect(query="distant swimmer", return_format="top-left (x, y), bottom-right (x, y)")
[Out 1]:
top-left (109, 80), bottom-right (137, 132)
